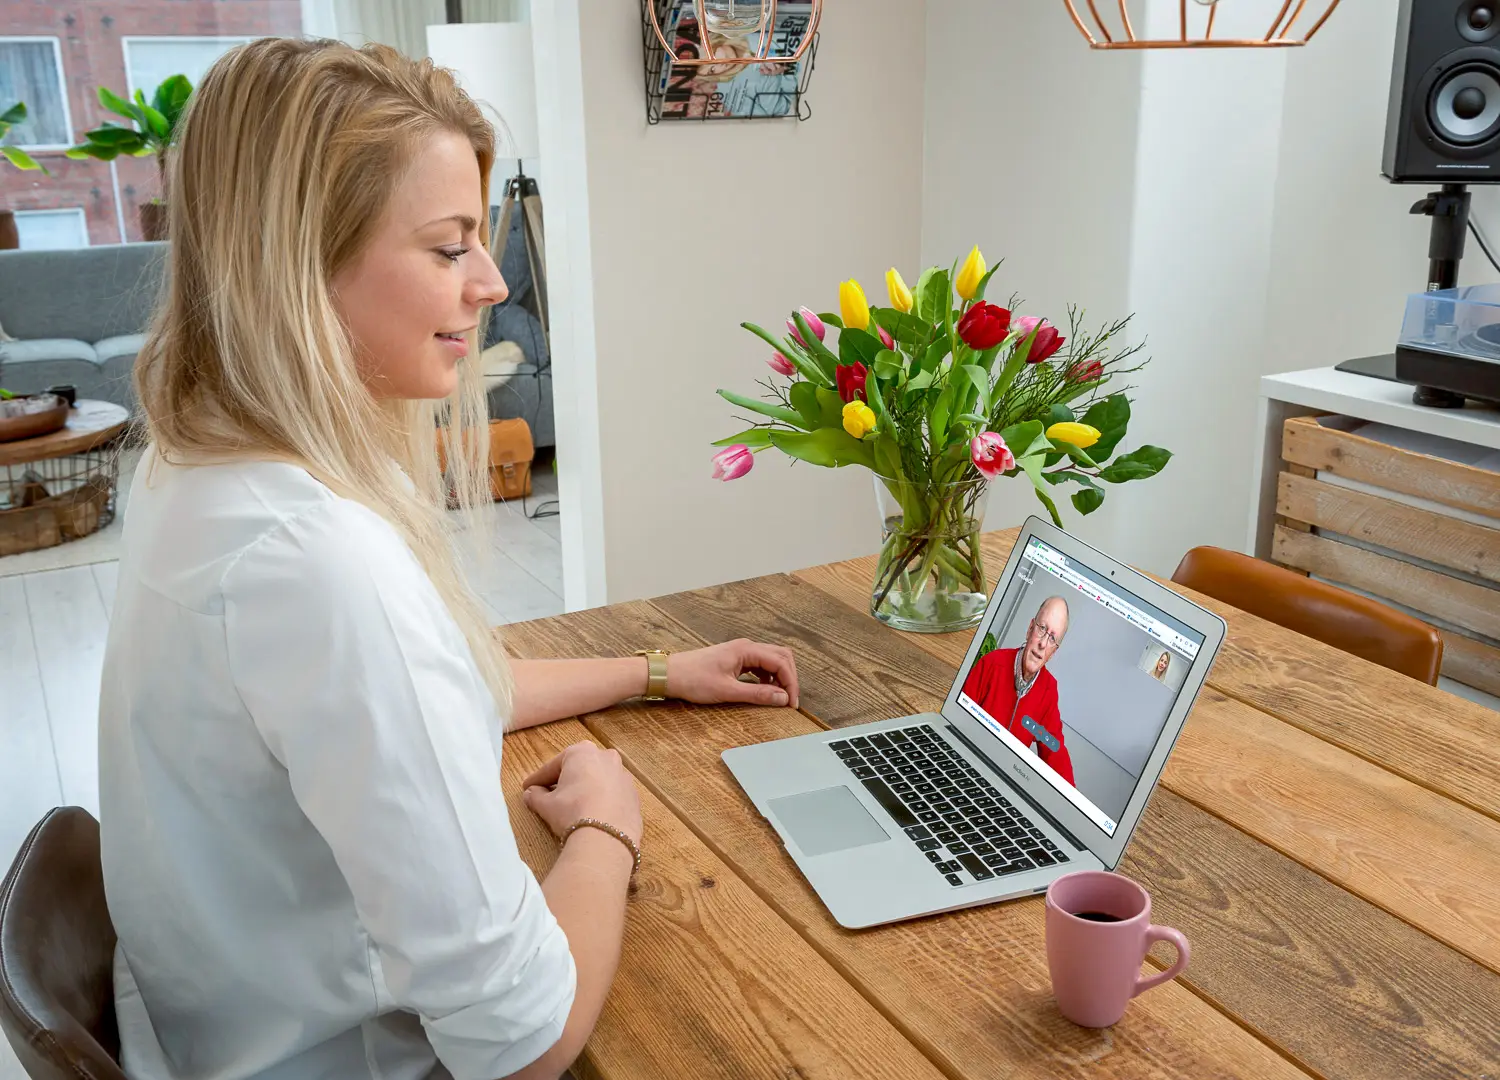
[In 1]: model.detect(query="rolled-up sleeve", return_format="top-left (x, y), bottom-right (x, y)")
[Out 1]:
top-left (223, 499), bottom-right (575, 1080)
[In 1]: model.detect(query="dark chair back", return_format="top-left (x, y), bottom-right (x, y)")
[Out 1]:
top-left (0, 808), bottom-right (126, 1080)
top-left (1171, 545), bottom-right (1444, 685)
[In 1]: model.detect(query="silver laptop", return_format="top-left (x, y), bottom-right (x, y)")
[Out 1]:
top-left (723, 516), bottom-right (1226, 929)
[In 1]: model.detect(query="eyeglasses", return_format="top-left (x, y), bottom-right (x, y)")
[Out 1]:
top-left (1029, 620), bottom-right (1060, 649)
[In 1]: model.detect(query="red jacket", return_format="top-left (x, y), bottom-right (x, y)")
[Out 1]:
top-left (960, 647), bottom-right (1075, 785)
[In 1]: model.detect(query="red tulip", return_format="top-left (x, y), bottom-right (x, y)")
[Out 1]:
top-left (836, 361), bottom-right (868, 404)
top-left (711, 444), bottom-right (754, 481)
top-left (767, 351), bottom-right (796, 376)
top-left (787, 307), bottom-right (825, 347)
top-left (1069, 358), bottom-right (1103, 383)
top-left (970, 432), bottom-right (1015, 479)
top-left (877, 325), bottom-right (895, 351)
top-left (956, 302), bottom-right (1011, 351)
top-left (1016, 316), bottom-right (1064, 364)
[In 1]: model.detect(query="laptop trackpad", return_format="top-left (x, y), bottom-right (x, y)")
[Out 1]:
top-left (769, 786), bottom-right (891, 857)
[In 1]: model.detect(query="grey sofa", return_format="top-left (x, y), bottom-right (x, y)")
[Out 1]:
top-left (0, 242), bottom-right (167, 413)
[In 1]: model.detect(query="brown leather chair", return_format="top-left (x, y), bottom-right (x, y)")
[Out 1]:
top-left (0, 808), bottom-right (127, 1080)
top-left (1172, 545), bottom-right (1444, 685)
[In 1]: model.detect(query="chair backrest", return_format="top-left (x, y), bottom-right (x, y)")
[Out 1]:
top-left (1171, 546), bottom-right (1444, 685)
top-left (0, 243), bottom-right (168, 344)
top-left (0, 808), bottom-right (127, 1080)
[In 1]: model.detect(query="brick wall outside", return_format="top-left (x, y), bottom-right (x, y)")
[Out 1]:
top-left (1, 1), bottom-right (302, 244)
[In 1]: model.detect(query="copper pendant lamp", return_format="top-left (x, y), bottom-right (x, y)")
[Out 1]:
top-left (645, 0), bottom-right (822, 65)
top-left (1062, 0), bottom-right (1344, 49)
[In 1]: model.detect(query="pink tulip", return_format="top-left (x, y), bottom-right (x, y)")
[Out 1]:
top-left (970, 432), bottom-right (1015, 479)
top-left (767, 351), bottom-right (796, 376)
top-left (1014, 315), bottom-right (1065, 364)
top-left (787, 306), bottom-right (825, 347)
top-left (1013, 315), bottom-right (1042, 337)
top-left (877, 325), bottom-right (895, 350)
top-left (712, 444), bottom-right (755, 481)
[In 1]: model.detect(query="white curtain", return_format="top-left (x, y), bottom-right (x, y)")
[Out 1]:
top-left (301, 0), bottom-right (528, 59)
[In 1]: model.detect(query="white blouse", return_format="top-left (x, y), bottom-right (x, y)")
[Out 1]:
top-left (98, 449), bottom-right (576, 1080)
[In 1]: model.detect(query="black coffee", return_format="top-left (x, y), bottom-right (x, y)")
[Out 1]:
top-left (1071, 911), bottom-right (1123, 923)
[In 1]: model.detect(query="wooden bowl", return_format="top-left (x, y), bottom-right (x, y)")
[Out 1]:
top-left (0, 397), bottom-right (70, 443)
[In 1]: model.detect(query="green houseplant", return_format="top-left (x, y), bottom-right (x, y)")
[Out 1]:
top-left (67, 75), bottom-right (193, 241)
top-left (0, 102), bottom-right (49, 250)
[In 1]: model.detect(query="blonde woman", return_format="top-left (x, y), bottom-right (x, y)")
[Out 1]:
top-left (98, 38), bottom-right (799, 1080)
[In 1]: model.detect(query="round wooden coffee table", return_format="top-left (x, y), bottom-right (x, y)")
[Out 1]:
top-left (0, 400), bottom-right (132, 555)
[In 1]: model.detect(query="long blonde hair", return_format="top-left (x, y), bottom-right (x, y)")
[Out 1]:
top-left (135, 36), bottom-right (512, 712)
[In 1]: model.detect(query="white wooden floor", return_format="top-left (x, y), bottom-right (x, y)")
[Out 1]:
top-left (0, 473), bottom-right (564, 1079)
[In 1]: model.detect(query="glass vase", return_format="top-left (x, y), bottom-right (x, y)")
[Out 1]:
top-left (870, 474), bottom-right (990, 633)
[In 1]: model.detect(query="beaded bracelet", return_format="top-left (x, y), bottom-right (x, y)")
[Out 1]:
top-left (563, 817), bottom-right (642, 875)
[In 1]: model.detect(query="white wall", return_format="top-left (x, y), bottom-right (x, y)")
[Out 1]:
top-left (545, 0), bottom-right (927, 605)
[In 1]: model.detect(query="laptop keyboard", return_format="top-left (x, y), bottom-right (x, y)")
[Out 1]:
top-left (830, 723), bottom-right (1069, 887)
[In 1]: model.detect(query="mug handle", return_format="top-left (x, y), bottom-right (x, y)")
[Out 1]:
top-left (1132, 924), bottom-right (1191, 997)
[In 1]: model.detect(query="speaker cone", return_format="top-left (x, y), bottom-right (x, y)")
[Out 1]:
top-left (1430, 65), bottom-right (1500, 145)
top-left (1459, 0), bottom-right (1500, 43)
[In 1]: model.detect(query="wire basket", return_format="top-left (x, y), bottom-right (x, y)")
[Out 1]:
top-left (0, 447), bottom-right (120, 556)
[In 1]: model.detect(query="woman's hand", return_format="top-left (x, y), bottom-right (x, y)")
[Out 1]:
top-left (667, 639), bottom-right (800, 709)
top-left (522, 741), bottom-right (643, 845)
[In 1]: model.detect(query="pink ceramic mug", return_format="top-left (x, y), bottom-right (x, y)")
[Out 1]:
top-left (1045, 870), bottom-right (1190, 1028)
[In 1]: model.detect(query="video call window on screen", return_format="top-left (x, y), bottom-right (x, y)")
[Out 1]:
top-left (956, 538), bottom-right (1204, 837)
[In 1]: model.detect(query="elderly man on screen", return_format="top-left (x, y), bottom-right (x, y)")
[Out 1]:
top-left (961, 596), bottom-right (1076, 785)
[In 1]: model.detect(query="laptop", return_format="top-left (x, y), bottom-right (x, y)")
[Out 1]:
top-left (722, 516), bottom-right (1227, 929)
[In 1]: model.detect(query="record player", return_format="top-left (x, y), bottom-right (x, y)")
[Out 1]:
top-left (1394, 284), bottom-right (1500, 406)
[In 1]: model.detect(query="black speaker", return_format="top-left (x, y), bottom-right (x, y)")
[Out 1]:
top-left (1384, 0), bottom-right (1500, 182)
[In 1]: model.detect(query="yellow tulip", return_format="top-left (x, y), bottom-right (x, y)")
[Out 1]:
top-left (886, 268), bottom-right (913, 313)
top-left (839, 279), bottom-right (870, 331)
top-left (1045, 421), bottom-right (1102, 450)
top-left (955, 245), bottom-right (986, 301)
top-left (842, 400), bottom-right (877, 439)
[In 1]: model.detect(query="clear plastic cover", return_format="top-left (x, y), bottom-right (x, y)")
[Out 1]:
top-left (1399, 285), bottom-right (1500, 363)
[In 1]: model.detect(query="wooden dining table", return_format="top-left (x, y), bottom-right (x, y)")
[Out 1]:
top-left (496, 527), bottom-right (1500, 1080)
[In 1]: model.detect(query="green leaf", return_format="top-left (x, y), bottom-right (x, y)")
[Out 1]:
top-left (789, 381), bottom-right (822, 429)
top-left (1055, 440), bottom-right (1099, 469)
top-left (838, 325), bottom-right (884, 368)
top-left (930, 383), bottom-right (956, 446)
top-left (1098, 444), bottom-right (1172, 483)
top-left (1017, 452), bottom-right (1063, 527)
top-left (1044, 403), bottom-right (1076, 427)
top-left (0, 145), bottom-right (44, 172)
top-left (970, 260), bottom-right (1003, 302)
top-left (812, 387), bottom-right (846, 427)
top-left (990, 341), bottom-right (1029, 403)
top-left (1080, 394), bottom-right (1130, 461)
top-left (0, 101), bottom-right (25, 127)
top-left (139, 103), bottom-right (170, 142)
top-left (65, 144), bottom-right (124, 161)
top-left (913, 267), bottom-right (948, 324)
top-left (740, 322), bottom-right (829, 388)
top-left (99, 86), bottom-right (144, 126)
top-left (711, 428), bottom-right (774, 449)
top-left (872, 431), bottom-right (902, 481)
top-left (81, 122), bottom-right (144, 145)
top-left (957, 363), bottom-right (990, 416)
top-left (817, 311), bottom-right (844, 329)
top-left (768, 427), bottom-right (876, 470)
top-left (905, 368), bottom-right (936, 392)
top-left (151, 74), bottom-right (192, 132)
top-left (872, 307), bottom-right (934, 350)
top-left (793, 310), bottom-right (840, 383)
top-left (998, 419), bottom-right (1048, 460)
top-left (0, 388), bottom-right (13, 399)
top-left (717, 388), bottom-right (811, 430)
top-left (872, 348), bottom-right (903, 381)
top-left (1072, 487), bottom-right (1105, 515)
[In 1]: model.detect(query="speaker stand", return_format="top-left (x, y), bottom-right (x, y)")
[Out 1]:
top-left (1407, 183), bottom-right (1471, 408)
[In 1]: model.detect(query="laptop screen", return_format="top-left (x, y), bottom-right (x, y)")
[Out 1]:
top-left (953, 536), bottom-right (1206, 838)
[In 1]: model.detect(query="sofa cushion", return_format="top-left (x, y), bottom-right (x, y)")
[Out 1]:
top-left (0, 337), bottom-right (98, 366)
top-left (0, 243), bottom-right (167, 343)
top-left (94, 334), bottom-right (145, 365)
top-left (0, 338), bottom-right (107, 399)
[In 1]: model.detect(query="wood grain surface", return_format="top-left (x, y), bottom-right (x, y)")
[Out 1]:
top-left (810, 528), bottom-right (1500, 824)
top-left (1275, 471), bottom-right (1500, 584)
top-left (499, 716), bottom-right (950, 1080)
top-left (502, 612), bottom-right (1312, 1080)
top-left (1273, 525), bottom-right (1500, 641)
top-left (1280, 415), bottom-right (1500, 518)
top-left (1441, 629), bottom-right (1500, 699)
top-left (0, 400), bottom-right (130, 466)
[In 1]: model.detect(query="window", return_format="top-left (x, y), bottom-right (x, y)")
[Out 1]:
top-left (122, 37), bottom-right (257, 103)
top-left (15, 209), bottom-right (89, 250)
top-left (0, 38), bottom-right (72, 148)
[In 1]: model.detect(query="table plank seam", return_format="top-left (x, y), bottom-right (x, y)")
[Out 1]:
top-left (1204, 682), bottom-right (1500, 827)
top-left (1161, 780), bottom-right (1500, 979)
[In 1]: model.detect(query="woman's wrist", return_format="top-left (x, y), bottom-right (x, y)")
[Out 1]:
top-left (562, 820), bottom-right (639, 875)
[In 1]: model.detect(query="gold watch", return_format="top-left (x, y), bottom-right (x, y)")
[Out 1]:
top-left (634, 649), bottom-right (670, 701)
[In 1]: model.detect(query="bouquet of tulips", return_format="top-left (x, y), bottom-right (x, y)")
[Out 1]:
top-left (712, 245), bottom-right (1169, 630)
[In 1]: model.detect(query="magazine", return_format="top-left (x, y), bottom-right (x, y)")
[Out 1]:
top-left (653, 1), bottom-right (815, 120)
